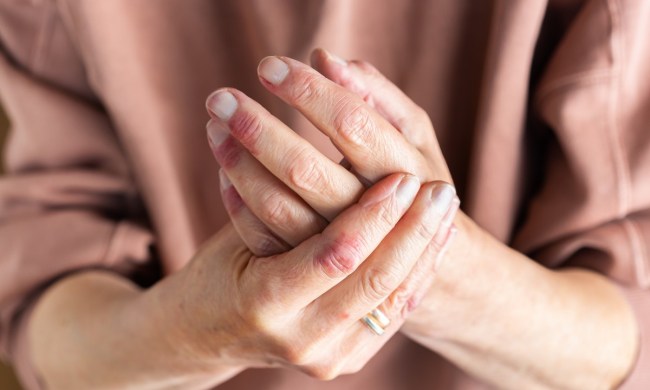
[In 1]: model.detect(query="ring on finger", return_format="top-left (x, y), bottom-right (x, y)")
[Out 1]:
top-left (361, 307), bottom-right (390, 335)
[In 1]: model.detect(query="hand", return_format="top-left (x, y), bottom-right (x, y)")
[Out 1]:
top-left (204, 50), bottom-right (459, 321)
top-left (204, 51), bottom-right (640, 389)
top-left (171, 172), bottom-right (456, 379)
top-left (205, 49), bottom-right (458, 248)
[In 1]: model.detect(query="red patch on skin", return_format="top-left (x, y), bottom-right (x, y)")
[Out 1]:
top-left (337, 311), bottom-right (350, 321)
top-left (227, 112), bottom-right (261, 155)
top-left (222, 186), bottom-right (244, 215)
top-left (405, 292), bottom-right (424, 314)
top-left (212, 136), bottom-right (241, 169)
top-left (314, 233), bottom-right (364, 278)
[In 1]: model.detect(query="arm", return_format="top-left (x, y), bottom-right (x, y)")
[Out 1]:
top-left (404, 212), bottom-right (638, 389)
top-left (0, 27), bottom-right (455, 390)
top-left (29, 270), bottom-right (242, 390)
top-left (28, 173), bottom-right (456, 389)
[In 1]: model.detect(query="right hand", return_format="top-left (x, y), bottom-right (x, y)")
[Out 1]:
top-left (169, 172), bottom-right (455, 379)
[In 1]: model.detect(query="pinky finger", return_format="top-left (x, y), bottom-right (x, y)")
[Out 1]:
top-left (220, 169), bottom-right (290, 256)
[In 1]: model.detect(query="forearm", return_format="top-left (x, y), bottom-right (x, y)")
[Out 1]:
top-left (28, 270), bottom-right (243, 389)
top-left (403, 213), bottom-right (639, 390)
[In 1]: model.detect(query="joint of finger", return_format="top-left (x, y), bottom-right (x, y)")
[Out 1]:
top-left (213, 136), bottom-right (242, 169)
top-left (315, 233), bottom-right (366, 279)
top-left (400, 107), bottom-right (432, 144)
top-left (332, 102), bottom-right (375, 148)
top-left (290, 72), bottom-right (323, 106)
top-left (235, 296), bottom-right (276, 337)
top-left (414, 215), bottom-right (441, 243)
top-left (302, 362), bottom-right (342, 381)
top-left (228, 111), bottom-right (264, 153)
top-left (287, 148), bottom-right (330, 194)
top-left (362, 195), bottom-right (402, 230)
top-left (280, 340), bottom-right (320, 368)
top-left (384, 285), bottom-right (413, 321)
top-left (361, 264), bottom-right (404, 304)
top-left (251, 232), bottom-right (287, 257)
top-left (258, 191), bottom-right (295, 228)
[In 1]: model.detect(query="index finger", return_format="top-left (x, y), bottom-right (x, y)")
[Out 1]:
top-left (257, 56), bottom-right (430, 183)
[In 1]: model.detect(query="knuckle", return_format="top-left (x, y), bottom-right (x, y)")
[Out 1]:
top-left (315, 234), bottom-right (367, 278)
top-left (291, 72), bottom-right (323, 105)
top-left (235, 300), bottom-right (271, 334)
top-left (287, 149), bottom-right (328, 193)
top-left (280, 342), bottom-right (311, 366)
top-left (413, 219), bottom-right (439, 242)
top-left (333, 103), bottom-right (375, 146)
top-left (229, 112), bottom-right (264, 150)
top-left (303, 363), bottom-right (340, 381)
top-left (259, 191), bottom-right (293, 227)
top-left (361, 265), bottom-right (403, 302)
top-left (414, 106), bottom-right (431, 124)
top-left (363, 197), bottom-right (400, 229)
top-left (384, 285), bottom-right (413, 319)
top-left (342, 359), bottom-right (366, 376)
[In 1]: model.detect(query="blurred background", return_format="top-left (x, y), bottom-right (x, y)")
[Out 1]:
top-left (0, 106), bottom-right (23, 389)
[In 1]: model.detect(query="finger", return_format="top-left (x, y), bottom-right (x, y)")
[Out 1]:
top-left (256, 56), bottom-right (431, 183)
top-left (380, 221), bottom-right (458, 322)
top-left (207, 119), bottom-right (327, 246)
top-left (307, 181), bottom-right (456, 332)
top-left (249, 173), bottom-right (421, 312)
top-left (219, 169), bottom-right (290, 256)
top-left (310, 48), bottom-right (438, 154)
top-left (432, 196), bottom-right (460, 249)
top-left (206, 89), bottom-right (364, 220)
top-left (336, 222), bottom-right (459, 377)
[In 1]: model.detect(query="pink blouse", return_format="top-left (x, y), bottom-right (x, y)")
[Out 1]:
top-left (0, 0), bottom-right (649, 388)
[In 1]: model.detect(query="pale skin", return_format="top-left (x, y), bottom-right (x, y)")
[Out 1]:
top-left (27, 49), bottom-right (637, 390)
top-left (206, 49), bottom-right (640, 389)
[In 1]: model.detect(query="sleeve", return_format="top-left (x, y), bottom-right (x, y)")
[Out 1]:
top-left (0, 6), bottom-right (156, 390)
top-left (512, 1), bottom-right (650, 387)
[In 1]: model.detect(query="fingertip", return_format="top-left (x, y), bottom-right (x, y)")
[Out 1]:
top-left (429, 182), bottom-right (456, 216)
top-left (258, 56), bottom-right (290, 86)
top-left (206, 88), bottom-right (239, 121)
top-left (311, 48), bottom-right (348, 83)
top-left (358, 172), bottom-right (416, 207)
top-left (310, 48), bottom-right (327, 68)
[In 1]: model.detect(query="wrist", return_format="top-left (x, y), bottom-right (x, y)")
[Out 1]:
top-left (402, 213), bottom-right (639, 389)
top-left (144, 267), bottom-right (248, 378)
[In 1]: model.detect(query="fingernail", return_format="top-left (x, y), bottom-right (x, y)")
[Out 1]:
top-left (396, 175), bottom-right (421, 207)
top-left (207, 90), bottom-right (237, 121)
top-left (323, 49), bottom-right (347, 66)
top-left (441, 197), bottom-right (460, 228)
top-left (219, 169), bottom-right (231, 189)
top-left (206, 120), bottom-right (229, 146)
top-left (258, 57), bottom-right (289, 85)
top-left (430, 183), bottom-right (456, 215)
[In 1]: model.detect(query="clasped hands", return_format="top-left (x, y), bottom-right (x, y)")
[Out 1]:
top-left (185, 49), bottom-right (473, 379)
